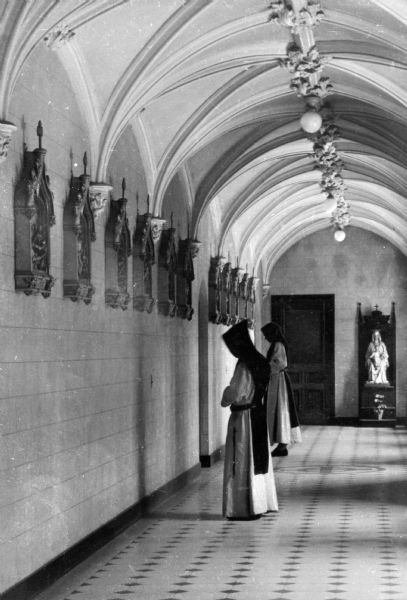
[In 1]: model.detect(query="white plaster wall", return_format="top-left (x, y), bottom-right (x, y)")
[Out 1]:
top-left (269, 227), bottom-right (407, 418)
top-left (0, 44), bottom-right (202, 594)
top-left (194, 209), bottom-right (235, 459)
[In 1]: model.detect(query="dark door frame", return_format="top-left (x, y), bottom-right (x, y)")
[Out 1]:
top-left (271, 294), bottom-right (335, 424)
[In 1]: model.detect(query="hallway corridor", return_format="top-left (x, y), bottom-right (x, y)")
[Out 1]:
top-left (36, 426), bottom-right (407, 600)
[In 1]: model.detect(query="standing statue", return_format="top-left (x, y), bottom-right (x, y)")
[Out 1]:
top-left (365, 330), bottom-right (389, 384)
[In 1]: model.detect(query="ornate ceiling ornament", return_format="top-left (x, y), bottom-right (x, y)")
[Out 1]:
top-left (271, 0), bottom-right (350, 238)
top-left (298, 2), bottom-right (324, 28)
top-left (269, 1), bottom-right (324, 34)
top-left (269, 2), bottom-right (297, 32)
top-left (44, 24), bottom-right (75, 50)
top-left (283, 43), bottom-right (331, 104)
top-left (312, 117), bottom-right (350, 234)
top-left (331, 199), bottom-right (350, 229)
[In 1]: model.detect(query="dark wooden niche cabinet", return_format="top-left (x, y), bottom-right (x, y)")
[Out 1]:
top-left (14, 121), bottom-right (56, 297)
top-left (105, 178), bottom-right (131, 310)
top-left (358, 303), bottom-right (396, 427)
top-left (63, 153), bottom-right (96, 304)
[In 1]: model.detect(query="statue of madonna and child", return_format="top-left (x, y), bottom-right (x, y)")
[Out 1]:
top-left (365, 329), bottom-right (390, 386)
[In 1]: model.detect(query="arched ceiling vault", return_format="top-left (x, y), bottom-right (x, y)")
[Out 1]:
top-left (3, 0), bottom-right (407, 275)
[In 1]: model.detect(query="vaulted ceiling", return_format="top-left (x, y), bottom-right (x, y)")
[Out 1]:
top-left (2, 0), bottom-right (407, 274)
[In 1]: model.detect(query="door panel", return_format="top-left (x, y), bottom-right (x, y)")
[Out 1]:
top-left (271, 295), bottom-right (335, 425)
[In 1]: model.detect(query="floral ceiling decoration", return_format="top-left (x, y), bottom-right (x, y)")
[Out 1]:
top-left (313, 119), bottom-right (350, 237)
top-left (269, 0), bottom-right (324, 32)
top-left (269, 0), bottom-right (350, 241)
top-left (43, 24), bottom-right (75, 50)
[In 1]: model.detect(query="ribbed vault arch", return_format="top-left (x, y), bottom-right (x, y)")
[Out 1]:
top-left (1, 0), bottom-right (406, 279)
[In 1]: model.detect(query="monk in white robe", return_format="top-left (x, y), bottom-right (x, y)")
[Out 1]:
top-left (221, 320), bottom-right (278, 519)
top-left (262, 322), bottom-right (301, 457)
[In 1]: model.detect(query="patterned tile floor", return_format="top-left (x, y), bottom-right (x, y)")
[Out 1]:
top-left (36, 426), bottom-right (407, 600)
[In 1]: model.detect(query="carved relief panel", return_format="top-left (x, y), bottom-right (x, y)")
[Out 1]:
top-left (105, 179), bottom-right (132, 310)
top-left (14, 121), bottom-right (56, 297)
top-left (63, 153), bottom-right (95, 304)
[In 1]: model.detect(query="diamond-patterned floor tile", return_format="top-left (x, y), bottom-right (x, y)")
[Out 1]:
top-left (34, 427), bottom-right (407, 600)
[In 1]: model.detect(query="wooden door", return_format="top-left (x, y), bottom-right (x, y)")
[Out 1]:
top-left (271, 295), bottom-right (335, 424)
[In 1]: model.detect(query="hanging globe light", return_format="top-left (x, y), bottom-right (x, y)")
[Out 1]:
top-left (334, 228), bottom-right (346, 242)
top-left (300, 109), bottom-right (322, 133)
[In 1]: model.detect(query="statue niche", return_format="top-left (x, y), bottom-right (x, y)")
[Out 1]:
top-left (63, 153), bottom-right (96, 304)
top-left (358, 303), bottom-right (396, 426)
top-left (133, 197), bottom-right (165, 313)
top-left (247, 275), bottom-right (259, 329)
top-left (176, 238), bottom-right (195, 320)
top-left (105, 179), bottom-right (132, 310)
top-left (238, 271), bottom-right (249, 321)
top-left (365, 329), bottom-right (389, 385)
top-left (220, 261), bottom-right (232, 325)
top-left (158, 221), bottom-right (178, 318)
top-left (230, 265), bottom-right (244, 325)
top-left (208, 255), bottom-right (225, 324)
top-left (14, 121), bottom-right (56, 297)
